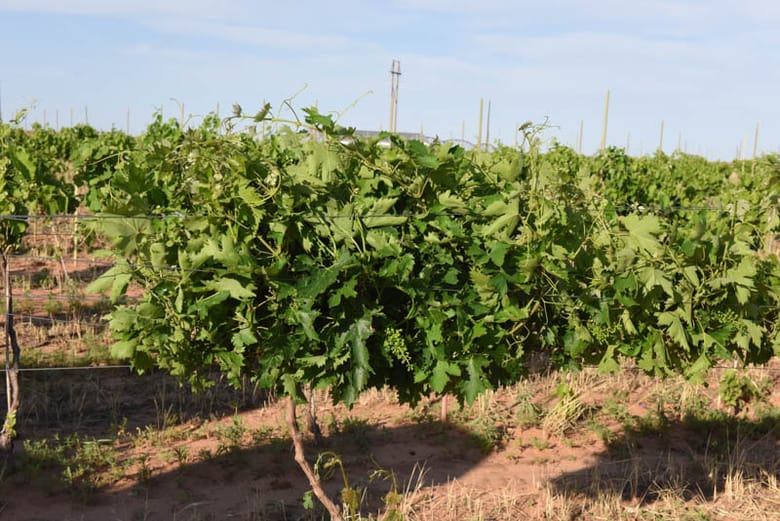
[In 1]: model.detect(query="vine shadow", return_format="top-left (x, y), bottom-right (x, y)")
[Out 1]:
top-left (2, 373), bottom-right (494, 520)
top-left (549, 408), bottom-right (780, 505)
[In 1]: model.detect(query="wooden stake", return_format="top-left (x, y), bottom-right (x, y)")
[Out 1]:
top-left (485, 100), bottom-right (491, 150)
top-left (752, 122), bottom-right (760, 160)
top-left (477, 98), bottom-right (484, 151)
top-left (752, 122), bottom-right (760, 174)
top-left (84, 106), bottom-right (89, 125)
top-left (600, 89), bottom-right (610, 153)
top-left (658, 120), bottom-right (664, 153)
top-left (73, 209), bottom-right (79, 265)
top-left (1, 253), bottom-right (21, 452)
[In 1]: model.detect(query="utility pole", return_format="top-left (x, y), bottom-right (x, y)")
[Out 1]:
top-left (389, 59), bottom-right (401, 133)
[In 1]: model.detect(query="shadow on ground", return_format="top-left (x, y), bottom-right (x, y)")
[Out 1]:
top-left (550, 408), bottom-right (780, 505)
top-left (1, 372), bottom-right (492, 521)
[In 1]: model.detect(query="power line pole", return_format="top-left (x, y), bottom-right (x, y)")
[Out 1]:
top-left (389, 59), bottom-right (401, 133)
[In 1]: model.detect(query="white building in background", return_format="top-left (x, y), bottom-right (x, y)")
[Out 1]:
top-left (348, 129), bottom-right (477, 150)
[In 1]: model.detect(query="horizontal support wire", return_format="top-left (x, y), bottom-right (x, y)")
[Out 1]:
top-left (0, 363), bottom-right (778, 375)
top-left (0, 213), bottom-right (200, 221)
top-left (12, 293), bottom-right (133, 303)
top-left (0, 365), bottom-right (131, 373)
top-left (3, 254), bottom-right (779, 311)
top-left (23, 232), bottom-right (96, 238)
top-left (6, 253), bottom-right (118, 267)
top-left (2, 313), bottom-right (106, 328)
top-left (0, 202), bottom-right (773, 224)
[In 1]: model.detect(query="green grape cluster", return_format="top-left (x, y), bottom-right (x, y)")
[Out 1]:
top-left (712, 309), bottom-right (739, 325)
top-left (590, 322), bottom-right (621, 344)
top-left (383, 328), bottom-right (412, 371)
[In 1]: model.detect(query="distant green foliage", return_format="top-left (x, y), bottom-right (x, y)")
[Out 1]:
top-left (0, 121), bottom-right (78, 249)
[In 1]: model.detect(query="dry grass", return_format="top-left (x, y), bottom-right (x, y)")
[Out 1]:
top-left (3, 363), bottom-right (780, 520)
top-left (3, 262), bottom-right (780, 521)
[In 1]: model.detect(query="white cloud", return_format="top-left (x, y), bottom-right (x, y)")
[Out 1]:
top-left (147, 18), bottom-right (356, 51)
top-left (2, 0), bottom-right (779, 158)
top-left (0, 0), bottom-right (240, 18)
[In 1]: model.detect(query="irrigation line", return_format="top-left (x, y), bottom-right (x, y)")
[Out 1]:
top-left (580, 363), bottom-right (780, 374)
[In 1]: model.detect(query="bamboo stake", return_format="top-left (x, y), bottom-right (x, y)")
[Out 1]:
top-left (514, 122), bottom-right (519, 148)
top-left (55, 110), bottom-right (59, 130)
top-left (84, 106), bottom-right (89, 125)
top-left (658, 120), bottom-right (664, 153)
top-left (126, 108), bottom-right (130, 134)
top-left (577, 120), bottom-right (583, 154)
top-left (600, 89), bottom-right (610, 153)
top-left (69, 108), bottom-right (73, 127)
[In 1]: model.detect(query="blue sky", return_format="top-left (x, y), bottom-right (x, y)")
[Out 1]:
top-left (0, 0), bottom-right (777, 159)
